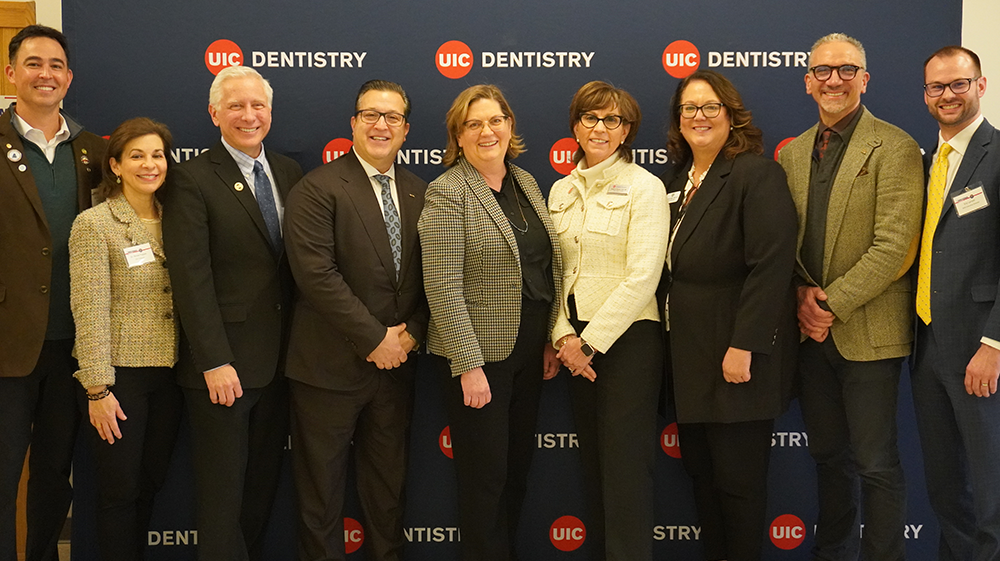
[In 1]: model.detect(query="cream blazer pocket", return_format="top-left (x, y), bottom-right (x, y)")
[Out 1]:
top-left (586, 195), bottom-right (630, 236)
top-left (550, 198), bottom-right (580, 234)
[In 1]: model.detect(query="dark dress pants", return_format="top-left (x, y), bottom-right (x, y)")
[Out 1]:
top-left (290, 360), bottom-right (415, 561)
top-left (0, 339), bottom-right (81, 561)
top-left (184, 375), bottom-right (288, 561)
top-left (568, 314), bottom-right (663, 561)
top-left (442, 298), bottom-right (549, 561)
top-left (86, 366), bottom-right (182, 561)
top-left (799, 337), bottom-right (906, 561)
top-left (677, 419), bottom-right (774, 561)
top-left (912, 322), bottom-right (1000, 561)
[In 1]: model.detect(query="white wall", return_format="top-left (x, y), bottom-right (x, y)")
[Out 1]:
top-left (964, 0), bottom-right (1000, 122)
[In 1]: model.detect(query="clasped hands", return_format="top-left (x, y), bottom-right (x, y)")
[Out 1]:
top-left (797, 285), bottom-right (834, 342)
top-left (366, 323), bottom-right (416, 369)
top-left (555, 335), bottom-right (597, 382)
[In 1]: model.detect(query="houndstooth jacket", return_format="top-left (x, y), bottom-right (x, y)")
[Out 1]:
top-left (419, 158), bottom-right (562, 377)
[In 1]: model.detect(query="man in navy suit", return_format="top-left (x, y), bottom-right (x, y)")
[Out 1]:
top-left (912, 45), bottom-right (1000, 561)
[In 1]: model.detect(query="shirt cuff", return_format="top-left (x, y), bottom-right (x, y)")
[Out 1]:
top-left (981, 337), bottom-right (1000, 351)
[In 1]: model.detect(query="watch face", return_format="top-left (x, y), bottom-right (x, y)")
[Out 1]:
top-left (581, 343), bottom-right (594, 357)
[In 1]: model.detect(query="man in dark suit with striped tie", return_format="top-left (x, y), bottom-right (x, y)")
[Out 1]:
top-left (282, 80), bottom-right (427, 561)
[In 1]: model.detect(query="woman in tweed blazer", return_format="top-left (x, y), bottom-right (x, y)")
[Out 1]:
top-left (418, 85), bottom-right (562, 561)
top-left (548, 82), bottom-right (669, 561)
top-left (69, 118), bottom-right (181, 561)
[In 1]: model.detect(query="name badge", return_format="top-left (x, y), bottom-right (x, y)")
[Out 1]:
top-left (123, 243), bottom-right (156, 268)
top-left (952, 182), bottom-right (989, 217)
top-left (607, 184), bottom-right (630, 196)
top-left (667, 191), bottom-right (681, 204)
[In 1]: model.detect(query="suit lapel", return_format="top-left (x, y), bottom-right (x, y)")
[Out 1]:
top-left (460, 159), bottom-right (520, 267)
top-left (341, 152), bottom-right (398, 285)
top-left (823, 110), bottom-right (879, 277)
top-left (210, 141), bottom-right (275, 256)
top-left (671, 157), bottom-right (733, 267)
top-left (396, 170), bottom-right (423, 284)
top-left (940, 120), bottom-right (993, 220)
top-left (107, 195), bottom-right (166, 260)
top-left (0, 110), bottom-right (49, 228)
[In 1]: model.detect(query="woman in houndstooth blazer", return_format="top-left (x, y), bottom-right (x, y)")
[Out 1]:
top-left (418, 84), bottom-right (562, 561)
top-left (69, 118), bottom-right (182, 561)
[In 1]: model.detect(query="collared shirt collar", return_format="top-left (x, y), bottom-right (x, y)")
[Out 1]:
top-left (11, 110), bottom-right (70, 163)
top-left (936, 113), bottom-right (984, 158)
top-left (220, 137), bottom-right (268, 179)
top-left (817, 103), bottom-right (863, 139)
top-left (353, 147), bottom-right (396, 182)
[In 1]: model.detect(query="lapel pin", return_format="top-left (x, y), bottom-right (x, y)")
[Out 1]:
top-left (81, 148), bottom-right (88, 154)
top-left (18, 164), bottom-right (27, 172)
top-left (5, 143), bottom-right (11, 149)
top-left (7, 149), bottom-right (21, 162)
top-left (234, 182), bottom-right (245, 192)
top-left (80, 155), bottom-right (89, 165)
top-left (408, 193), bottom-right (415, 198)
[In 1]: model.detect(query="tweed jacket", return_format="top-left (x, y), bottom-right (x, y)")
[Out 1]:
top-left (69, 195), bottom-right (177, 388)
top-left (548, 156), bottom-right (669, 353)
top-left (778, 106), bottom-right (923, 361)
top-left (419, 158), bottom-right (562, 377)
top-left (0, 107), bottom-right (106, 377)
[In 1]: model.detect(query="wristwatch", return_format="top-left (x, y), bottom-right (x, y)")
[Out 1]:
top-left (580, 339), bottom-right (595, 357)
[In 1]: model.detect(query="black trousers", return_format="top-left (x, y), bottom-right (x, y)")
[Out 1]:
top-left (677, 419), bottom-right (774, 561)
top-left (568, 313), bottom-right (663, 561)
top-left (440, 298), bottom-right (549, 561)
top-left (184, 376), bottom-right (288, 561)
top-left (85, 367), bottom-right (182, 561)
top-left (0, 339), bottom-right (81, 561)
top-left (290, 361), bottom-right (415, 561)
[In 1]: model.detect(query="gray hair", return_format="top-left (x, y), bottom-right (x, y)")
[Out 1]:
top-left (209, 66), bottom-right (274, 110)
top-left (809, 33), bottom-right (867, 69)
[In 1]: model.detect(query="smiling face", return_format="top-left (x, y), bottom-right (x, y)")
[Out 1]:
top-left (351, 89), bottom-right (409, 173)
top-left (924, 52), bottom-right (986, 139)
top-left (110, 133), bottom-right (167, 200)
top-left (678, 80), bottom-right (730, 160)
top-left (805, 41), bottom-right (869, 126)
top-left (457, 98), bottom-right (510, 172)
top-left (573, 105), bottom-right (630, 167)
top-left (209, 75), bottom-right (271, 158)
top-left (5, 37), bottom-right (72, 114)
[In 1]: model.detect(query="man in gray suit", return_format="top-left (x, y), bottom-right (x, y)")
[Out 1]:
top-left (283, 80), bottom-right (427, 561)
top-left (912, 45), bottom-right (1000, 561)
top-left (777, 33), bottom-right (923, 561)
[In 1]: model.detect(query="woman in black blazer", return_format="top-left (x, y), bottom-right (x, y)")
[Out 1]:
top-left (661, 70), bottom-right (798, 561)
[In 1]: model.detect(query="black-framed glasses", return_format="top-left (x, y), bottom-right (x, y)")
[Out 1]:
top-left (463, 115), bottom-right (508, 132)
top-left (809, 64), bottom-right (863, 81)
top-left (355, 109), bottom-right (406, 127)
top-left (923, 77), bottom-right (980, 97)
top-left (679, 103), bottom-right (724, 119)
top-left (579, 113), bottom-right (626, 130)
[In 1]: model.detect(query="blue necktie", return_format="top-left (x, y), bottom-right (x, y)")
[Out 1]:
top-left (375, 174), bottom-right (401, 279)
top-left (253, 161), bottom-right (282, 252)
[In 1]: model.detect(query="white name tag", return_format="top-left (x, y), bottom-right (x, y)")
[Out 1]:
top-left (952, 183), bottom-right (989, 217)
top-left (123, 243), bottom-right (156, 268)
top-left (607, 184), bottom-right (630, 196)
top-left (667, 191), bottom-right (681, 204)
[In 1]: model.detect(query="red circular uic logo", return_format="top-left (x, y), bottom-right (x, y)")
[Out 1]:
top-left (773, 137), bottom-right (796, 161)
top-left (322, 138), bottom-right (354, 164)
top-left (660, 422), bottom-right (682, 458)
top-left (436, 41), bottom-right (473, 79)
top-left (439, 425), bottom-right (453, 459)
top-left (662, 40), bottom-right (700, 78)
top-left (549, 515), bottom-right (586, 551)
top-left (770, 514), bottom-right (806, 550)
top-left (344, 517), bottom-right (364, 553)
top-left (550, 137), bottom-right (579, 175)
top-left (205, 39), bottom-right (243, 75)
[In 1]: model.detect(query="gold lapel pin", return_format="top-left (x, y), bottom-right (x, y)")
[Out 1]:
top-left (234, 182), bottom-right (245, 192)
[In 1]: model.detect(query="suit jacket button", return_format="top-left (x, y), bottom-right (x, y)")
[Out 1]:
top-left (41, 247), bottom-right (51, 256)
top-left (275, 304), bottom-right (281, 311)
top-left (164, 312), bottom-right (173, 320)
top-left (39, 285), bottom-right (48, 294)
top-left (163, 286), bottom-right (171, 294)
top-left (397, 290), bottom-right (402, 296)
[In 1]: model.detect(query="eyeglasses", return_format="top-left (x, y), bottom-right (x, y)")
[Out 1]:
top-left (809, 64), bottom-right (863, 81)
top-left (579, 113), bottom-right (626, 130)
top-left (355, 110), bottom-right (406, 127)
top-left (923, 77), bottom-right (980, 98)
top-left (679, 103), bottom-right (724, 119)
top-left (463, 115), bottom-right (509, 132)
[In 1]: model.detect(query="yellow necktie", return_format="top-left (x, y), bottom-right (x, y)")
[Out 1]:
top-left (916, 143), bottom-right (953, 324)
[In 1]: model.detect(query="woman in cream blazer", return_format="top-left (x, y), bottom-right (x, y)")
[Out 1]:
top-left (69, 118), bottom-right (180, 561)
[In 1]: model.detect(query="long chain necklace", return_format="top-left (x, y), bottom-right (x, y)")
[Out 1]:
top-left (507, 180), bottom-right (529, 233)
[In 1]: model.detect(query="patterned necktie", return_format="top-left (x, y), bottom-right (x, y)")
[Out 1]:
top-left (253, 161), bottom-right (282, 252)
top-left (375, 174), bottom-right (401, 279)
top-left (916, 142), bottom-right (953, 324)
top-left (817, 129), bottom-right (833, 160)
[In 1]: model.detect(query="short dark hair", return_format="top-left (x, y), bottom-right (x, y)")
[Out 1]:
top-left (99, 117), bottom-right (173, 199)
top-left (567, 81), bottom-right (642, 164)
top-left (8, 25), bottom-right (70, 66)
top-left (355, 80), bottom-right (411, 119)
top-left (924, 45), bottom-right (982, 78)
top-left (666, 70), bottom-right (763, 164)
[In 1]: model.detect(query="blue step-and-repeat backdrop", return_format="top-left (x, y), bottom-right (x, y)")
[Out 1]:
top-left (62, 0), bottom-right (960, 559)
